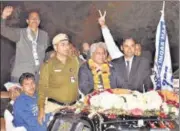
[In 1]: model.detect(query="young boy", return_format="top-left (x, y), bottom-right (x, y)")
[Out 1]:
top-left (13, 73), bottom-right (50, 131)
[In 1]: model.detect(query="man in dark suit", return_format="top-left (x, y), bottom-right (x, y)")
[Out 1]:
top-left (98, 10), bottom-right (153, 92)
top-left (112, 41), bottom-right (153, 92)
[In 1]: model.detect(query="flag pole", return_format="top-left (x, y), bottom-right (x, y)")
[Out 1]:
top-left (161, 1), bottom-right (165, 15)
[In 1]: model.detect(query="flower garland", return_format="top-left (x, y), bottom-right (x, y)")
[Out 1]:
top-left (88, 59), bottom-right (111, 90)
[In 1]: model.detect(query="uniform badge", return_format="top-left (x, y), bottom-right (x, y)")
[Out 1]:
top-left (70, 68), bottom-right (75, 83)
top-left (70, 76), bottom-right (76, 83)
top-left (54, 69), bottom-right (62, 72)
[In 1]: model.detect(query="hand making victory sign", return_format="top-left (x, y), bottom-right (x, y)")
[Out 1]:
top-left (98, 10), bottom-right (107, 27)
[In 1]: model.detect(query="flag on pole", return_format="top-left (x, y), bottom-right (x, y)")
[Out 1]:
top-left (152, 1), bottom-right (173, 91)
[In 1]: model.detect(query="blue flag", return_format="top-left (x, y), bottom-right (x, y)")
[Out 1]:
top-left (152, 1), bottom-right (173, 91)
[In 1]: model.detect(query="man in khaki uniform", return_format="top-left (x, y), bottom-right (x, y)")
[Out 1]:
top-left (37, 33), bottom-right (79, 125)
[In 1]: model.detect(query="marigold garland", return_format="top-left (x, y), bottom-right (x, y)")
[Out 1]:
top-left (88, 59), bottom-right (111, 90)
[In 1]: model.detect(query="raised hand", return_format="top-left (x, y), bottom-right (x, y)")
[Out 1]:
top-left (98, 10), bottom-right (106, 27)
top-left (9, 87), bottom-right (21, 100)
top-left (2, 6), bottom-right (14, 19)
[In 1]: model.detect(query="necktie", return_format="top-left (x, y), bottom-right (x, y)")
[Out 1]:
top-left (126, 61), bottom-right (130, 78)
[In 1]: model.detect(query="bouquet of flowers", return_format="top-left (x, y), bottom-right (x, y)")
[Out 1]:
top-left (158, 90), bottom-right (179, 118)
top-left (82, 89), bottom-right (179, 118)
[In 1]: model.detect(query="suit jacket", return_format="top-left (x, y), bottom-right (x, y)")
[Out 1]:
top-left (78, 62), bottom-right (121, 95)
top-left (112, 56), bottom-right (153, 92)
top-left (1, 19), bottom-right (50, 82)
top-left (81, 50), bottom-right (90, 60)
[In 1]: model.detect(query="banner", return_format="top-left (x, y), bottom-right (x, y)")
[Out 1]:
top-left (152, 1), bottom-right (173, 90)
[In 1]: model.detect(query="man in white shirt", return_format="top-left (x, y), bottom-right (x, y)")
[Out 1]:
top-left (98, 10), bottom-right (153, 92)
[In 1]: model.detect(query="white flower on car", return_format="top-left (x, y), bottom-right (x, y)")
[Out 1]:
top-left (143, 90), bottom-right (163, 110)
top-left (113, 96), bottom-right (125, 109)
top-left (89, 90), bottom-right (164, 112)
top-left (161, 102), bottom-right (169, 114)
top-left (90, 91), bottom-right (125, 110)
top-left (120, 94), bottom-right (146, 111)
top-left (170, 107), bottom-right (179, 116)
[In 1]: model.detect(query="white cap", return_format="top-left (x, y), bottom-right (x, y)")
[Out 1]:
top-left (52, 33), bottom-right (69, 45)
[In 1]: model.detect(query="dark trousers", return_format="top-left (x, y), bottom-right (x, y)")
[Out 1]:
top-left (0, 98), bottom-right (10, 117)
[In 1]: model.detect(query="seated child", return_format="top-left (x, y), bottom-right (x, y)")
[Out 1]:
top-left (13, 73), bottom-right (51, 131)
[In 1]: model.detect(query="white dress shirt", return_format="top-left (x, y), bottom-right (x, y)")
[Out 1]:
top-left (101, 26), bottom-right (124, 60)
